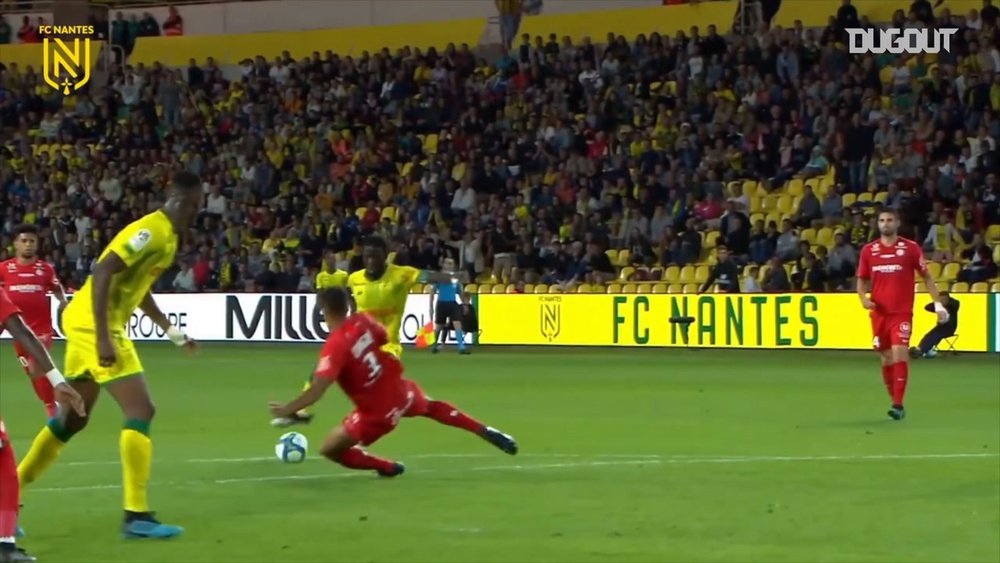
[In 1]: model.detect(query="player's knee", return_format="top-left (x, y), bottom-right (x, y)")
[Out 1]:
top-left (60, 412), bottom-right (90, 438)
top-left (123, 400), bottom-right (156, 422)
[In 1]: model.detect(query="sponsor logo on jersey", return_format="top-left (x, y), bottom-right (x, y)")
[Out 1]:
top-left (872, 264), bottom-right (904, 274)
top-left (6, 284), bottom-right (44, 292)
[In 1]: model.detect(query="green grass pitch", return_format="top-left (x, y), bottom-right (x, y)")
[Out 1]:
top-left (1, 344), bottom-right (998, 562)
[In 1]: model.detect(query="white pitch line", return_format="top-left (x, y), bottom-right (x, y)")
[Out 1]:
top-left (32, 452), bottom-right (999, 494)
top-left (65, 452), bottom-right (660, 467)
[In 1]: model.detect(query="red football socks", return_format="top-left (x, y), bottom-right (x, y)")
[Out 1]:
top-left (0, 441), bottom-right (19, 540)
top-left (424, 401), bottom-right (485, 434)
top-left (31, 377), bottom-right (56, 418)
top-left (891, 362), bottom-right (909, 407)
top-left (881, 364), bottom-right (894, 397)
top-left (333, 447), bottom-right (395, 474)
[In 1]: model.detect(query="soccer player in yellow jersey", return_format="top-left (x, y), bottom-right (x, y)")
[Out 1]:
top-left (315, 249), bottom-right (348, 290)
top-left (272, 235), bottom-right (456, 427)
top-left (16, 171), bottom-right (203, 540)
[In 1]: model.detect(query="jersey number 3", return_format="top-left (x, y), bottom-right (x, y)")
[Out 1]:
top-left (361, 352), bottom-right (383, 387)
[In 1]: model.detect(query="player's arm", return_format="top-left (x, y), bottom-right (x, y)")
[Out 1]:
top-left (49, 265), bottom-right (68, 309)
top-left (3, 313), bottom-right (87, 417)
top-left (140, 292), bottom-right (196, 350)
top-left (855, 248), bottom-right (874, 309)
top-left (269, 345), bottom-right (342, 418)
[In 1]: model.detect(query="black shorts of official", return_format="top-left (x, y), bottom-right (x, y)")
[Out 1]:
top-left (435, 301), bottom-right (461, 325)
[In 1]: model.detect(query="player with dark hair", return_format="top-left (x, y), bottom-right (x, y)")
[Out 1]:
top-left (16, 171), bottom-right (203, 539)
top-left (857, 209), bottom-right (949, 420)
top-left (273, 235), bottom-right (458, 427)
top-left (269, 287), bottom-right (516, 476)
top-left (0, 288), bottom-right (86, 563)
top-left (429, 257), bottom-right (469, 354)
top-left (0, 224), bottom-right (69, 418)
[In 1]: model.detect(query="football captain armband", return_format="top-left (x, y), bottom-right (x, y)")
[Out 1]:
top-left (166, 326), bottom-right (190, 346)
top-left (44, 368), bottom-right (67, 386)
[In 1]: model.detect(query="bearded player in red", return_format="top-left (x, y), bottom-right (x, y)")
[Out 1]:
top-left (0, 225), bottom-right (69, 419)
top-left (269, 287), bottom-right (517, 476)
top-left (0, 288), bottom-right (87, 563)
top-left (856, 210), bottom-right (949, 421)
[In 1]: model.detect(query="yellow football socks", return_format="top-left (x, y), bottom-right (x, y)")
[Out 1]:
top-left (120, 425), bottom-right (152, 513)
top-left (17, 424), bottom-right (66, 486)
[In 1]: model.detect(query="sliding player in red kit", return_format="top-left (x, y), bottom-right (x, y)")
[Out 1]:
top-left (856, 210), bottom-right (949, 420)
top-left (0, 225), bottom-right (69, 418)
top-left (0, 288), bottom-right (86, 563)
top-left (269, 288), bottom-right (517, 476)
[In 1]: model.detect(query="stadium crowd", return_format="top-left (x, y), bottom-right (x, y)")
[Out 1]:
top-left (1, 0), bottom-right (999, 296)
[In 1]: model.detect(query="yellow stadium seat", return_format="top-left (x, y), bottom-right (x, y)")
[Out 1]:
top-left (757, 264), bottom-right (771, 282)
top-left (355, 207), bottom-right (366, 219)
top-left (937, 281), bottom-right (950, 292)
top-left (663, 266), bottom-right (680, 282)
top-left (971, 282), bottom-right (989, 293)
top-left (506, 284), bottom-right (519, 294)
top-left (926, 262), bottom-right (942, 281)
top-left (914, 281), bottom-right (927, 293)
top-left (649, 267), bottom-right (663, 281)
top-left (400, 161), bottom-right (414, 177)
top-left (682, 283), bottom-right (700, 294)
top-left (451, 162), bottom-right (467, 182)
top-left (464, 283), bottom-right (478, 294)
top-left (423, 133), bottom-right (439, 155)
top-left (577, 284), bottom-right (593, 294)
top-left (423, 284), bottom-right (434, 294)
top-left (764, 212), bottom-right (781, 228)
top-left (622, 283), bottom-right (638, 294)
top-left (679, 266), bottom-right (697, 284)
top-left (786, 178), bottom-right (804, 197)
top-left (534, 284), bottom-right (548, 294)
top-left (776, 195), bottom-right (795, 214)
top-left (548, 285), bottom-right (563, 294)
top-left (637, 283), bottom-right (652, 294)
top-left (857, 192), bottom-right (874, 204)
top-left (618, 249), bottom-right (631, 265)
top-left (991, 283), bottom-right (1000, 293)
top-left (743, 180), bottom-right (760, 195)
top-left (607, 283), bottom-right (622, 294)
top-left (951, 282), bottom-right (970, 293)
top-left (619, 266), bottom-right (636, 282)
top-left (380, 206), bottom-right (397, 223)
top-left (986, 224), bottom-right (1000, 243)
top-left (873, 191), bottom-right (888, 204)
top-left (941, 262), bottom-right (962, 281)
top-left (816, 228), bottom-right (835, 249)
top-left (478, 284), bottom-right (493, 294)
top-left (491, 285), bottom-right (506, 294)
top-left (667, 284), bottom-right (683, 294)
top-left (523, 284), bottom-right (534, 294)
top-left (476, 272), bottom-right (498, 284)
top-left (800, 228), bottom-right (817, 245)
top-left (761, 195), bottom-right (780, 213)
top-left (694, 265), bottom-right (710, 284)
top-left (994, 245), bottom-right (1000, 264)
top-left (842, 193), bottom-right (857, 208)
top-left (652, 283), bottom-right (668, 294)
top-left (750, 213), bottom-right (765, 226)
top-left (605, 249), bottom-right (619, 265)
top-left (703, 231), bottom-right (721, 249)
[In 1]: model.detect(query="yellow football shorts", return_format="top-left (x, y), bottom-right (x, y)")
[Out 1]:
top-left (64, 327), bottom-right (144, 384)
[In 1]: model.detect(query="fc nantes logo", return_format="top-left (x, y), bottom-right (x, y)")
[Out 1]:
top-left (41, 25), bottom-right (95, 95)
top-left (539, 299), bottom-right (561, 342)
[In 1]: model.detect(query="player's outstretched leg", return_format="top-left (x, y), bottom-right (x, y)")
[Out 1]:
top-left (18, 378), bottom-right (99, 487)
top-left (0, 428), bottom-right (35, 563)
top-left (320, 425), bottom-right (403, 477)
top-left (105, 376), bottom-right (182, 539)
top-left (417, 399), bottom-right (517, 455)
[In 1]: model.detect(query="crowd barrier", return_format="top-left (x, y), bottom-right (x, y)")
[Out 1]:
top-left (477, 293), bottom-right (998, 352)
top-left (2, 292), bottom-right (995, 353)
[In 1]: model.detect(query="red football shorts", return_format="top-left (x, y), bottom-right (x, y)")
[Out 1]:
top-left (870, 313), bottom-right (913, 351)
top-left (13, 332), bottom-right (52, 374)
top-left (342, 380), bottom-right (429, 446)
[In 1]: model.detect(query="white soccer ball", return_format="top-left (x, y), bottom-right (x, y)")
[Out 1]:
top-left (275, 432), bottom-right (308, 463)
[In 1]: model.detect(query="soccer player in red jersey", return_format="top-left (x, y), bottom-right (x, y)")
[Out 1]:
top-left (269, 288), bottom-right (517, 476)
top-left (0, 288), bottom-right (86, 563)
top-left (856, 210), bottom-right (950, 420)
top-left (0, 225), bottom-right (69, 418)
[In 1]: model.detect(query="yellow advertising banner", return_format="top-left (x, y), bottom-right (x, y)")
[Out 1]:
top-left (478, 293), bottom-right (990, 352)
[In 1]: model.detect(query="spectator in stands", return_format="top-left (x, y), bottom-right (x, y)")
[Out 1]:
top-left (762, 256), bottom-right (792, 292)
top-left (172, 260), bottom-right (197, 292)
top-left (0, 15), bottom-right (11, 44)
top-left (138, 12), bottom-right (160, 37)
top-left (775, 219), bottom-right (800, 262)
top-left (826, 231), bottom-right (858, 290)
top-left (700, 245), bottom-right (740, 294)
top-left (793, 252), bottom-right (826, 292)
top-left (923, 214), bottom-right (964, 261)
top-left (958, 236), bottom-right (999, 283)
top-left (163, 5), bottom-right (184, 36)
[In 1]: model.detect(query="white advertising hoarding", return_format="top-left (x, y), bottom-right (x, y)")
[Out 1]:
top-left (0, 293), bottom-right (442, 344)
